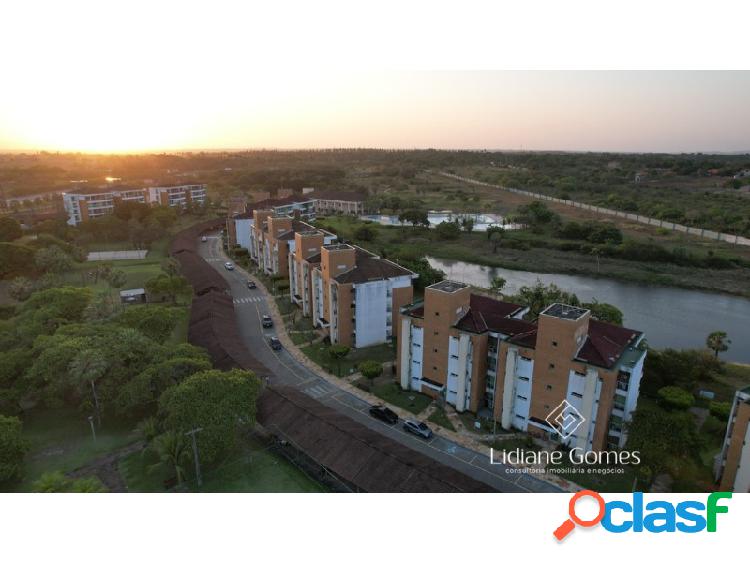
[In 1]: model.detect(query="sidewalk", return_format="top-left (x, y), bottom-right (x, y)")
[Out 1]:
top-left (225, 250), bottom-right (575, 491)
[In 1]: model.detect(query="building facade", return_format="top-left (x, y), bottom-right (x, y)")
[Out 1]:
top-left (307, 244), bottom-right (415, 348)
top-left (398, 281), bottom-right (647, 452)
top-left (716, 387), bottom-right (750, 492)
top-left (312, 191), bottom-right (367, 216)
top-left (63, 184), bottom-right (207, 225)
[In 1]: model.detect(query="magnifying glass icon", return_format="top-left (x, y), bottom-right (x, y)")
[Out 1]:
top-left (553, 490), bottom-right (606, 541)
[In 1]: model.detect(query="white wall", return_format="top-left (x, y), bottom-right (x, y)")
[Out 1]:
top-left (235, 218), bottom-right (253, 249)
top-left (354, 280), bottom-right (387, 347)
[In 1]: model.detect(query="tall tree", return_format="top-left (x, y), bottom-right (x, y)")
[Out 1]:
top-left (148, 431), bottom-right (191, 486)
top-left (706, 331), bottom-right (731, 358)
top-left (68, 349), bottom-right (109, 425)
top-left (486, 225), bottom-right (504, 253)
top-left (0, 217), bottom-right (23, 242)
top-left (328, 344), bottom-right (351, 377)
top-left (159, 369), bottom-right (261, 464)
top-left (489, 276), bottom-right (506, 295)
top-left (0, 415), bottom-right (28, 482)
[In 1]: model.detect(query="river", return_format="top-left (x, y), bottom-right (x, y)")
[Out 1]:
top-left (427, 257), bottom-right (750, 363)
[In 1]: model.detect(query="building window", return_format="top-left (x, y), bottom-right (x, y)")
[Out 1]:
top-left (549, 363), bottom-right (555, 369)
top-left (552, 341), bottom-right (558, 347)
top-left (435, 312), bottom-right (439, 316)
top-left (546, 384), bottom-right (552, 390)
top-left (572, 392), bottom-right (583, 398)
top-left (519, 376), bottom-right (530, 382)
top-left (434, 331), bottom-right (439, 336)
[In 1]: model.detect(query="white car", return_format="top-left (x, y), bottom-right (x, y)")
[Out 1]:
top-left (224, 262), bottom-right (235, 270)
top-left (201, 236), bottom-right (207, 243)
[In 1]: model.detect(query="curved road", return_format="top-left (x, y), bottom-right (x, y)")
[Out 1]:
top-left (200, 235), bottom-right (560, 492)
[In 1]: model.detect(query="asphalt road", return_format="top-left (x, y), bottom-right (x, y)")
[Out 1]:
top-left (200, 235), bottom-right (561, 492)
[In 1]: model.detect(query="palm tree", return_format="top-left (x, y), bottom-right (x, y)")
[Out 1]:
top-left (149, 431), bottom-right (191, 486)
top-left (69, 349), bottom-right (108, 426)
top-left (706, 331), bottom-right (731, 358)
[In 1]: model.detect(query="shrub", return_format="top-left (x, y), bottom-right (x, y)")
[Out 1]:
top-left (359, 360), bottom-right (382, 380)
top-left (657, 386), bottom-right (695, 410)
top-left (709, 401), bottom-right (732, 421)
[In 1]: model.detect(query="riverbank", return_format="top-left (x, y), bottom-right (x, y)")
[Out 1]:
top-left (427, 240), bottom-right (750, 298)
top-left (317, 215), bottom-right (750, 298)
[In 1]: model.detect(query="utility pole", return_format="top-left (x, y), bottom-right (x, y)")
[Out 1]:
top-left (87, 415), bottom-right (97, 443)
top-left (185, 427), bottom-right (204, 487)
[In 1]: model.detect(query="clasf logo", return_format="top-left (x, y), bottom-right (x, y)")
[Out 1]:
top-left (554, 490), bottom-right (732, 541)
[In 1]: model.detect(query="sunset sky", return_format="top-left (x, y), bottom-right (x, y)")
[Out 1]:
top-left (2, 4), bottom-right (749, 154)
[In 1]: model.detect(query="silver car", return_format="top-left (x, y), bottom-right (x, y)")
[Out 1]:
top-left (403, 420), bottom-right (433, 440)
top-left (224, 262), bottom-right (235, 270)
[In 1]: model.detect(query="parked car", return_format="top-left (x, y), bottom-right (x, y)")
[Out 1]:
top-left (224, 261), bottom-right (234, 270)
top-left (247, 280), bottom-right (257, 289)
top-left (201, 236), bottom-right (207, 243)
top-left (403, 420), bottom-right (433, 439)
top-left (262, 315), bottom-right (273, 328)
top-left (269, 336), bottom-right (282, 350)
top-left (369, 405), bottom-right (398, 425)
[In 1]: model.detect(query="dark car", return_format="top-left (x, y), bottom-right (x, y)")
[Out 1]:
top-left (269, 336), bottom-right (282, 351)
top-left (247, 280), bottom-right (257, 289)
top-left (403, 419), bottom-right (433, 439)
top-left (369, 405), bottom-right (398, 425)
top-left (261, 315), bottom-right (273, 328)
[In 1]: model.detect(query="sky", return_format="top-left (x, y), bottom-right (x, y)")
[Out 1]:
top-left (1, 4), bottom-right (749, 154)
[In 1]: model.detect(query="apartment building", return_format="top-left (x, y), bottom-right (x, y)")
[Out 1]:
top-left (307, 244), bottom-right (415, 348)
top-left (312, 191), bottom-right (367, 216)
top-left (716, 387), bottom-right (750, 492)
top-left (398, 281), bottom-right (646, 452)
top-left (63, 184), bottom-right (207, 225)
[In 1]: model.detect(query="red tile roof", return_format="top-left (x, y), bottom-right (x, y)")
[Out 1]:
top-left (454, 294), bottom-right (529, 334)
top-left (576, 319), bottom-right (642, 369)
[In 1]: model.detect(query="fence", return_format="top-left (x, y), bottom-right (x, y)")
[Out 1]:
top-left (438, 172), bottom-right (750, 247)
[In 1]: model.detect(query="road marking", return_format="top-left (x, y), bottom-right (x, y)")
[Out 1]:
top-left (303, 383), bottom-right (331, 398)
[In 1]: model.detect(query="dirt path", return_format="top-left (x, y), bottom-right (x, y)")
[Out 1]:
top-left (66, 441), bottom-right (145, 492)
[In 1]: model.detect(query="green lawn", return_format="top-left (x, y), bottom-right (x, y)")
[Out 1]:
top-left (301, 342), bottom-right (395, 377)
top-left (120, 435), bottom-right (326, 492)
top-left (1, 408), bottom-right (139, 492)
top-left (427, 407), bottom-right (455, 431)
top-left (61, 238), bottom-right (170, 295)
top-left (371, 381), bottom-right (431, 415)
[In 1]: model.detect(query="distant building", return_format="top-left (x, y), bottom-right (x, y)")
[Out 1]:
top-left (120, 288), bottom-right (147, 304)
top-left (63, 184), bottom-right (206, 226)
top-left (716, 387), bottom-right (750, 492)
top-left (312, 191), bottom-right (367, 216)
top-left (398, 281), bottom-right (647, 452)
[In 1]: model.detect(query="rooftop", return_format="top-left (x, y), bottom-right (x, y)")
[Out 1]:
top-left (541, 303), bottom-right (589, 321)
top-left (335, 256), bottom-right (413, 284)
top-left (429, 280), bottom-right (468, 293)
top-left (314, 190), bottom-right (368, 202)
top-left (324, 243), bottom-right (354, 252)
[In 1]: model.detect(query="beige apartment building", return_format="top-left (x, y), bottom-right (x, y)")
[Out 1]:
top-left (716, 387), bottom-right (750, 492)
top-left (63, 184), bottom-right (206, 226)
top-left (398, 280), bottom-right (646, 452)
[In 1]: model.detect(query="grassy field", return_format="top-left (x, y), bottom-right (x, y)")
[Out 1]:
top-left (427, 407), bottom-right (455, 431)
top-left (1, 408), bottom-right (139, 492)
top-left (119, 435), bottom-right (326, 492)
top-left (371, 381), bottom-right (431, 415)
top-left (301, 342), bottom-right (395, 377)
